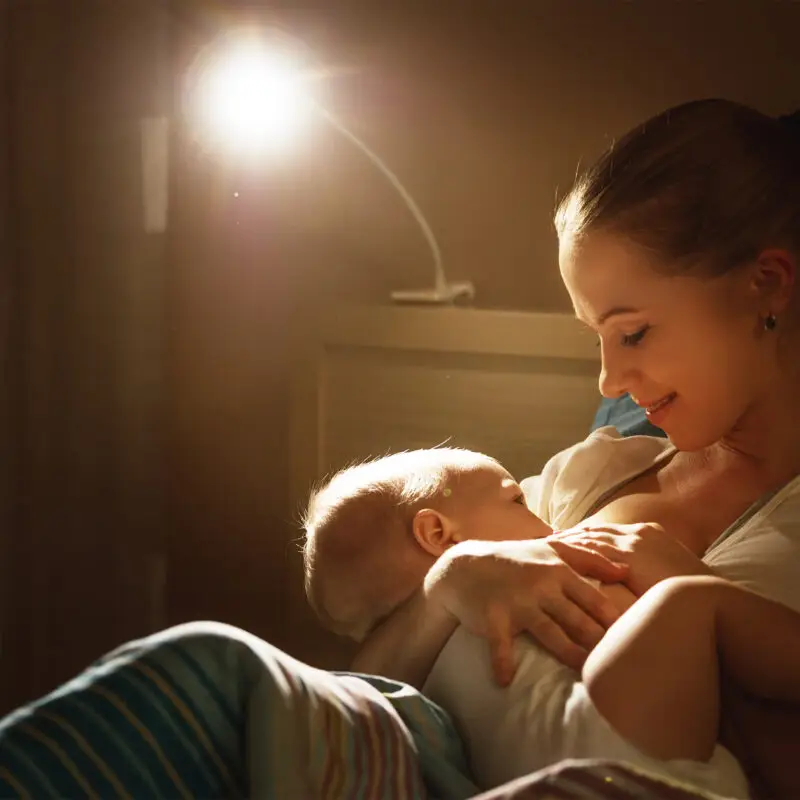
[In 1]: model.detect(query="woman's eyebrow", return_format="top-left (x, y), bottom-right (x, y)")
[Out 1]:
top-left (596, 306), bottom-right (641, 325)
top-left (575, 306), bottom-right (642, 329)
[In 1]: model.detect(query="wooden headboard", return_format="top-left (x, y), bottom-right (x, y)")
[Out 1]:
top-left (286, 303), bottom-right (601, 667)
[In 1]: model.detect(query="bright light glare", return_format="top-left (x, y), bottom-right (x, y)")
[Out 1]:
top-left (195, 38), bottom-right (313, 157)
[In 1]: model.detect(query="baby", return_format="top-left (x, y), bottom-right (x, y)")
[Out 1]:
top-left (302, 448), bottom-right (561, 641)
top-left (302, 447), bottom-right (750, 798)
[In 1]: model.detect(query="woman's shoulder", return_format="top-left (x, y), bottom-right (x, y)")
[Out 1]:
top-left (705, 477), bottom-right (800, 612)
top-left (535, 426), bottom-right (674, 478)
top-left (712, 475), bottom-right (800, 551)
top-left (522, 427), bottom-right (674, 526)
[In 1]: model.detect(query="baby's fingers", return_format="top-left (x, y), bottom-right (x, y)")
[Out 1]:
top-left (523, 609), bottom-right (589, 672)
top-left (486, 614), bottom-right (516, 687)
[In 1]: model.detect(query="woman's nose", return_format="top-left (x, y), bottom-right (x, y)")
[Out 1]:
top-left (598, 347), bottom-right (631, 399)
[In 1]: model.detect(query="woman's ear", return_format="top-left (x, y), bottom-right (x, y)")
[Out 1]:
top-left (412, 508), bottom-right (461, 557)
top-left (751, 248), bottom-right (796, 315)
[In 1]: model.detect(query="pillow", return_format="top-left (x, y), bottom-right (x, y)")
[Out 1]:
top-left (591, 395), bottom-right (666, 438)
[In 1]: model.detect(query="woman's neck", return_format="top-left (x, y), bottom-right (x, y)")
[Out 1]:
top-left (710, 379), bottom-right (800, 487)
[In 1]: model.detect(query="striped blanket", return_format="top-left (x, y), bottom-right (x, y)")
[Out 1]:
top-left (0, 622), bottom-right (715, 800)
top-left (0, 622), bottom-right (475, 799)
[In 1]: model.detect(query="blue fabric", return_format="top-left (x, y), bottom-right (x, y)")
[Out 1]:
top-left (342, 673), bottom-right (477, 800)
top-left (591, 395), bottom-right (666, 438)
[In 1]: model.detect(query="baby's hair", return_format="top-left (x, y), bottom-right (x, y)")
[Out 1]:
top-left (556, 99), bottom-right (800, 278)
top-left (302, 447), bottom-right (494, 640)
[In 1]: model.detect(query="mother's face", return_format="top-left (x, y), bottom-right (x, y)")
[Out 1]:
top-left (559, 231), bottom-right (781, 452)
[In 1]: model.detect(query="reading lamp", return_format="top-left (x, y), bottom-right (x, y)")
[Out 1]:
top-left (188, 32), bottom-right (475, 305)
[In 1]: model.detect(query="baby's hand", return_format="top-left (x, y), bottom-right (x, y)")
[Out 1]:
top-left (424, 538), bottom-right (627, 684)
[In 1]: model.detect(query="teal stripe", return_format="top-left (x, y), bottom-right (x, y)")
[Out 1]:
top-left (68, 689), bottom-right (179, 797)
top-left (0, 768), bottom-right (30, 799)
top-left (23, 713), bottom-right (118, 797)
top-left (306, 697), bottom-right (330, 794)
top-left (110, 667), bottom-right (222, 795)
top-left (138, 652), bottom-right (242, 788)
top-left (375, 700), bottom-right (401, 798)
top-left (163, 644), bottom-right (245, 795)
top-left (168, 643), bottom-right (241, 730)
top-left (1, 735), bottom-right (67, 797)
top-left (376, 690), bottom-right (427, 798)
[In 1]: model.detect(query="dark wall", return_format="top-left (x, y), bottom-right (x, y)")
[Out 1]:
top-left (2, 0), bottom-right (171, 711)
top-left (240, 0), bottom-right (800, 310)
top-left (0, 0), bottom-right (14, 704)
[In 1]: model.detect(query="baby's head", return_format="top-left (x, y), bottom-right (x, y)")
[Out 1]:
top-left (302, 447), bottom-right (550, 641)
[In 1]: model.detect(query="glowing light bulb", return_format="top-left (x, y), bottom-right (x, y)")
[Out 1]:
top-left (194, 37), bottom-right (313, 157)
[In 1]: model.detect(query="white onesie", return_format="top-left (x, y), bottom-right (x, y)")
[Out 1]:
top-left (423, 428), bottom-right (800, 797)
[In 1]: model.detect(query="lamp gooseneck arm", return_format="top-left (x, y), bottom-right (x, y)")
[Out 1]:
top-left (318, 107), bottom-right (447, 292)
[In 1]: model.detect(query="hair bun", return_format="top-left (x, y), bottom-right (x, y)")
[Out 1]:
top-left (778, 110), bottom-right (800, 132)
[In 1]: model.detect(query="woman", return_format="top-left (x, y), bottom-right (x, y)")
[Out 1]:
top-left (353, 99), bottom-right (800, 797)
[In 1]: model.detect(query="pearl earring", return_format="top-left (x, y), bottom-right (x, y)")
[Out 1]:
top-left (764, 314), bottom-right (778, 331)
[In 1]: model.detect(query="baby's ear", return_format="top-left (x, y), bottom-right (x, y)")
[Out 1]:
top-left (412, 508), bottom-right (460, 556)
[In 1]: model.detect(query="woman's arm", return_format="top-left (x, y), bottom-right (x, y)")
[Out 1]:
top-left (350, 589), bottom-right (457, 689)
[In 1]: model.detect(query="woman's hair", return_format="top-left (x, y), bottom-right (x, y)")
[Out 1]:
top-left (555, 100), bottom-right (800, 276)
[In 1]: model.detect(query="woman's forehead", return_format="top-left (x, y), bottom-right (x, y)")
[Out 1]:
top-left (560, 233), bottom-right (680, 321)
top-left (560, 233), bottom-right (653, 288)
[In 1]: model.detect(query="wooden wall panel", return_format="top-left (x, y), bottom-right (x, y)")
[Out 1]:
top-left (1, 0), bottom-right (170, 712)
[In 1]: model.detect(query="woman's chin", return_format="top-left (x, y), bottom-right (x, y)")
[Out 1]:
top-left (661, 420), bottom-right (727, 453)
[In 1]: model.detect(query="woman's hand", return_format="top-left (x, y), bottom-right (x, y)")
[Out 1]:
top-left (547, 523), bottom-right (712, 597)
top-left (423, 538), bottom-right (629, 685)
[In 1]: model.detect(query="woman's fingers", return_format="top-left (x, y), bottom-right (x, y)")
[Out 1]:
top-left (562, 540), bottom-right (628, 564)
top-left (548, 539), bottom-right (629, 581)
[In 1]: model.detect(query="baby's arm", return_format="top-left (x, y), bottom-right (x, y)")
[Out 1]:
top-left (584, 575), bottom-right (800, 764)
top-left (351, 590), bottom-right (457, 689)
top-left (354, 510), bottom-right (637, 686)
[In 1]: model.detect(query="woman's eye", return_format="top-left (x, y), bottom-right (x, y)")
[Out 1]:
top-left (514, 494), bottom-right (526, 505)
top-left (621, 326), bottom-right (650, 347)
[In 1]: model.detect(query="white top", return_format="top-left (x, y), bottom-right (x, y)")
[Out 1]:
top-left (423, 428), bottom-right (800, 791)
top-left (522, 426), bottom-right (800, 613)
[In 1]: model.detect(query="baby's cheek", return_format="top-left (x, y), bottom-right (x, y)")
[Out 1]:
top-left (461, 512), bottom-right (551, 543)
top-left (520, 514), bottom-right (554, 540)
